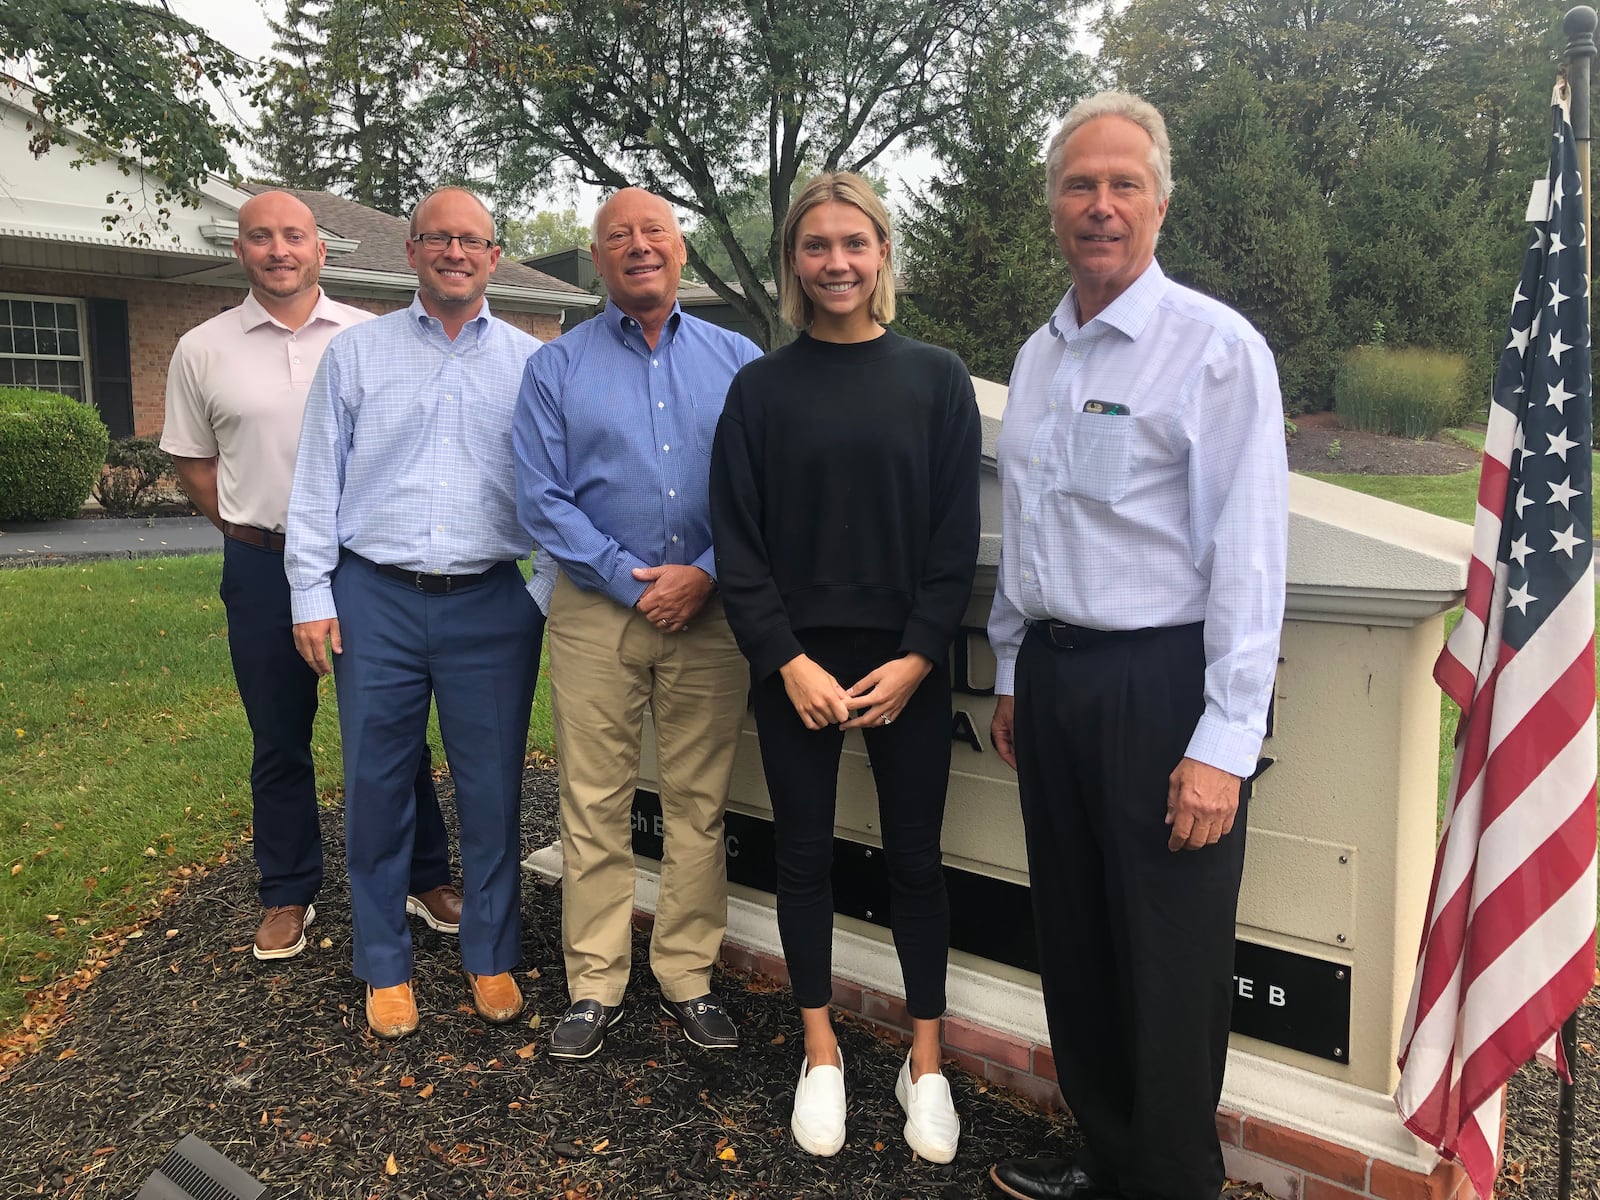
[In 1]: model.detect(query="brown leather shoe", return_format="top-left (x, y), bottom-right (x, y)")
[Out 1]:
top-left (366, 982), bottom-right (419, 1039)
top-left (405, 884), bottom-right (463, 933)
top-left (253, 903), bottom-right (315, 961)
top-left (466, 971), bottom-right (524, 1024)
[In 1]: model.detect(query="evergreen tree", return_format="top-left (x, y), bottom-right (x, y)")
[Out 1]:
top-left (1328, 119), bottom-right (1495, 387)
top-left (1159, 68), bottom-right (1335, 412)
top-left (891, 17), bottom-right (1084, 380)
top-left (252, 0), bottom-right (437, 214)
top-left (254, 0), bottom-right (339, 194)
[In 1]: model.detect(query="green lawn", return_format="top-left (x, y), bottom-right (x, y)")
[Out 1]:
top-left (1305, 438), bottom-right (1600, 527)
top-left (0, 555), bottom-right (552, 1029)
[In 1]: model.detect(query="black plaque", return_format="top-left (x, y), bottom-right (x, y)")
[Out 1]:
top-left (629, 791), bottom-right (1351, 1063)
top-left (1230, 940), bottom-right (1351, 1063)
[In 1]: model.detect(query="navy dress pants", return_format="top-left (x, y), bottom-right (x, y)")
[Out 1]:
top-left (219, 535), bottom-right (449, 908)
top-left (330, 554), bottom-right (544, 988)
top-left (1013, 621), bottom-right (1247, 1200)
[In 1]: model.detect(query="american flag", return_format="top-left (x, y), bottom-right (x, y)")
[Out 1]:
top-left (1395, 84), bottom-right (1597, 1200)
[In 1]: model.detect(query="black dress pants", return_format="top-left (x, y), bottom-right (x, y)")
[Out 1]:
top-left (1014, 621), bottom-right (1246, 1200)
top-left (751, 627), bottom-right (953, 1019)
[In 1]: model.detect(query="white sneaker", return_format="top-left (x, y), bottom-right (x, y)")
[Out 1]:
top-left (895, 1053), bottom-right (960, 1163)
top-left (790, 1048), bottom-right (847, 1156)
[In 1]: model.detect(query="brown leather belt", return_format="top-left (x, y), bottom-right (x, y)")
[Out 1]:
top-left (222, 522), bottom-right (286, 552)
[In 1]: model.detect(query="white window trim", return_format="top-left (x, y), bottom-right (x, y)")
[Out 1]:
top-left (0, 292), bottom-right (94, 407)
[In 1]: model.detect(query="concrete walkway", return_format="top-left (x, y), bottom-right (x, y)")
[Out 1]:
top-left (0, 516), bottom-right (222, 565)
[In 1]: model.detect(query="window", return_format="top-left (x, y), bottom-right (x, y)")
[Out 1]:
top-left (0, 295), bottom-right (91, 403)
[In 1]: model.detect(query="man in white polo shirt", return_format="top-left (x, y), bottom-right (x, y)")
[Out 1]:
top-left (161, 190), bottom-right (462, 961)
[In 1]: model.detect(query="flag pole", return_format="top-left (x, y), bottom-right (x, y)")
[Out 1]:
top-left (1557, 14), bottom-right (1592, 1200)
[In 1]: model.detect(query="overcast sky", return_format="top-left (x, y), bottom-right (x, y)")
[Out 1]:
top-left (176, 0), bottom-right (969, 223)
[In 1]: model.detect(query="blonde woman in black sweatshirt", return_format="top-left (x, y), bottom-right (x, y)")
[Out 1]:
top-left (709, 171), bottom-right (981, 1164)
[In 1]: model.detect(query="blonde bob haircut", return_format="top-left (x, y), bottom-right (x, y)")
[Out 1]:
top-left (779, 171), bottom-right (896, 329)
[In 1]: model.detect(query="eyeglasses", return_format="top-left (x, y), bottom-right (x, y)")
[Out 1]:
top-left (411, 233), bottom-right (496, 254)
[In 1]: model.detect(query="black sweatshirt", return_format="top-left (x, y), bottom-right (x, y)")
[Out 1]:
top-left (709, 329), bottom-right (982, 680)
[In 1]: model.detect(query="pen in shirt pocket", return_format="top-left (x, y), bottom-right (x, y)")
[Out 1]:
top-left (1082, 399), bottom-right (1132, 416)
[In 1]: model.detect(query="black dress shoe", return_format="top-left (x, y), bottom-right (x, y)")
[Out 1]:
top-left (549, 998), bottom-right (624, 1060)
top-left (990, 1158), bottom-right (1101, 1200)
top-left (660, 992), bottom-right (739, 1049)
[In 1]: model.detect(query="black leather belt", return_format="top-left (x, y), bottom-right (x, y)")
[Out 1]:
top-left (222, 522), bottom-right (286, 551)
top-left (356, 554), bottom-right (489, 594)
top-left (1031, 619), bottom-right (1201, 650)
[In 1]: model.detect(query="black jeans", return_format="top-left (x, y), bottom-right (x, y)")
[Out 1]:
top-left (751, 627), bottom-right (952, 1019)
top-left (1014, 620), bottom-right (1247, 1200)
top-left (219, 535), bottom-right (450, 907)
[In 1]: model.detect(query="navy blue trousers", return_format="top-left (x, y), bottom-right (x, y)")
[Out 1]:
top-left (330, 553), bottom-right (543, 987)
top-left (219, 536), bottom-right (449, 908)
top-left (1014, 621), bottom-right (1246, 1200)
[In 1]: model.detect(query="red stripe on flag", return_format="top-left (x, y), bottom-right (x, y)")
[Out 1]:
top-left (1476, 649), bottom-right (1595, 828)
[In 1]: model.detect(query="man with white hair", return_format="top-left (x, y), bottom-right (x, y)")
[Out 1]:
top-left (987, 93), bottom-right (1287, 1200)
top-left (513, 187), bottom-right (760, 1060)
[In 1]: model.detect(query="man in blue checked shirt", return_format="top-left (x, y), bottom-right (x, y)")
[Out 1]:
top-left (286, 186), bottom-right (551, 1042)
top-left (513, 187), bottom-right (761, 1061)
top-left (986, 94), bottom-right (1287, 1200)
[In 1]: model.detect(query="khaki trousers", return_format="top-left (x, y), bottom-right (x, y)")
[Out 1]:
top-left (547, 571), bottom-right (748, 1004)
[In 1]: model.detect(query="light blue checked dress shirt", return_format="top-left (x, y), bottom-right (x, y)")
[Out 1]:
top-left (286, 295), bottom-right (551, 624)
top-left (988, 261), bottom-right (1288, 778)
top-left (514, 301), bottom-right (761, 613)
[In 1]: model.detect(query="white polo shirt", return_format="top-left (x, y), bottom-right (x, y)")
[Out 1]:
top-left (161, 290), bottom-right (371, 532)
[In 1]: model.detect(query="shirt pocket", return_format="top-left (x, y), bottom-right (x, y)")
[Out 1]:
top-left (691, 391), bottom-right (727, 456)
top-left (1052, 409), bottom-right (1134, 505)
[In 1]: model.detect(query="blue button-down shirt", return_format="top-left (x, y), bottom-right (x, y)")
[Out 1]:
top-left (514, 301), bottom-right (761, 612)
top-left (287, 294), bottom-right (549, 623)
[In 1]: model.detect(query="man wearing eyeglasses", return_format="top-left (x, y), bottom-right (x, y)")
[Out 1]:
top-left (287, 186), bottom-right (551, 1041)
top-left (161, 189), bottom-right (463, 966)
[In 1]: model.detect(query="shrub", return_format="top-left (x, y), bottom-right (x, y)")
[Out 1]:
top-left (94, 436), bottom-right (173, 517)
top-left (1333, 346), bottom-right (1468, 440)
top-left (0, 387), bottom-right (110, 521)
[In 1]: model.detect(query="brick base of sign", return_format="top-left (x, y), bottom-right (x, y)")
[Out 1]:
top-left (699, 927), bottom-right (1476, 1200)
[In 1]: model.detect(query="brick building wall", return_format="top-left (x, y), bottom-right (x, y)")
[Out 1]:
top-left (0, 267), bottom-right (564, 438)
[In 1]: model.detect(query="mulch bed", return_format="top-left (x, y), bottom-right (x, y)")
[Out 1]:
top-left (0, 765), bottom-right (1593, 1199)
top-left (1286, 411), bottom-right (1481, 476)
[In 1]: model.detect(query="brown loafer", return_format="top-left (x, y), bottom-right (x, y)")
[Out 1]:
top-left (405, 884), bottom-right (463, 934)
top-left (253, 903), bottom-right (315, 961)
top-left (366, 981), bottom-right (419, 1040)
top-left (466, 971), bottom-right (524, 1024)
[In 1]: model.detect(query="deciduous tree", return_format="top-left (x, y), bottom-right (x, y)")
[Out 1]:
top-left (1, 0), bottom-right (252, 240)
top-left (397, 0), bottom-right (1083, 347)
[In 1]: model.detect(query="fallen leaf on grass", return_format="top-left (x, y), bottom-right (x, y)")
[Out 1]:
top-left (591, 1139), bottom-right (610, 1153)
top-left (142, 847), bottom-right (157, 857)
top-left (399, 1076), bottom-right (415, 1088)
top-left (56, 1048), bottom-right (76, 1061)
top-left (633, 1095), bottom-right (651, 1106)
top-left (384, 1153), bottom-right (398, 1175)
top-left (770, 1032), bottom-right (786, 1044)
top-left (9, 864), bottom-right (20, 876)
top-left (716, 1145), bottom-right (736, 1162)
top-left (92, 1146), bottom-right (115, 1156)
top-left (319, 937), bottom-right (332, 948)
top-left (165, 930), bottom-right (179, 939)
top-left (417, 1083), bottom-right (435, 1099)
top-left (515, 1043), bottom-right (537, 1060)
top-left (872, 1140), bottom-right (885, 1152)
